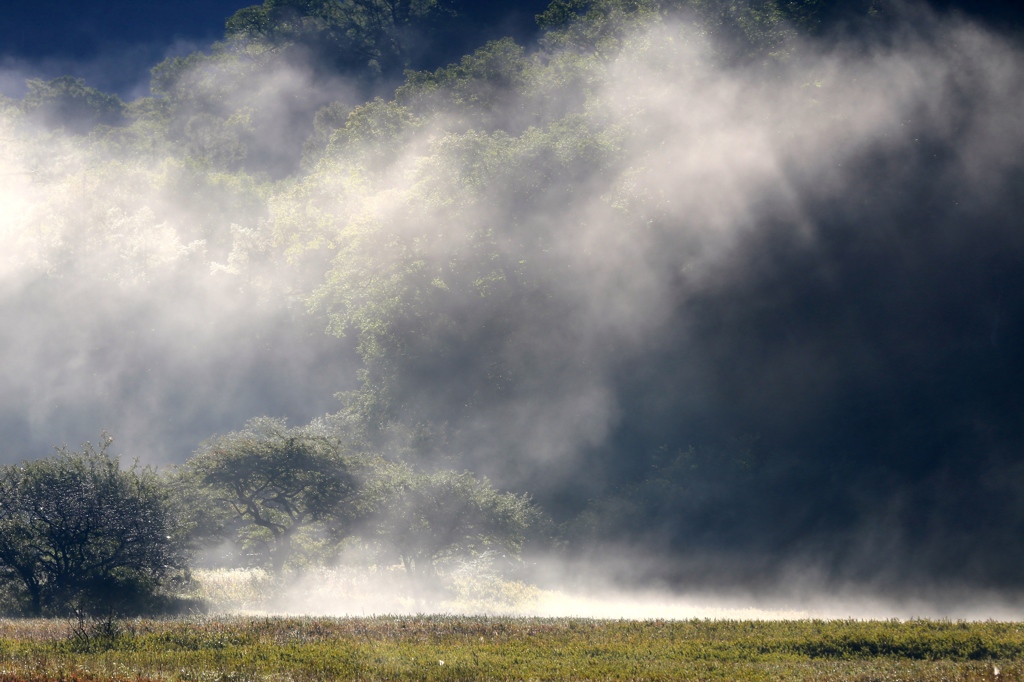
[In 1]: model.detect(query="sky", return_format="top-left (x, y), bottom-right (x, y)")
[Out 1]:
top-left (2, 0), bottom-right (245, 59)
top-left (0, 0), bottom-right (246, 97)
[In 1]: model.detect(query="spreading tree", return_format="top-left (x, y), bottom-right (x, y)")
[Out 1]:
top-left (182, 418), bottom-right (366, 575)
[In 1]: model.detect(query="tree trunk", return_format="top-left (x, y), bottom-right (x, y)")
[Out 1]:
top-left (401, 555), bottom-right (428, 609)
top-left (271, 532), bottom-right (291, 577)
top-left (26, 582), bottom-right (41, 617)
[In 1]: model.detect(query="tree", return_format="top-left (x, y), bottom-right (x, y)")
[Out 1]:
top-left (224, 0), bottom-right (455, 79)
top-left (184, 418), bottom-right (365, 575)
top-left (22, 76), bottom-right (125, 134)
top-left (369, 466), bottom-right (539, 585)
top-left (0, 436), bottom-right (179, 617)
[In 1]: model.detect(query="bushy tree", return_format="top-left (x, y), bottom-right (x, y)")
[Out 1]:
top-left (368, 465), bottom-right (539, 582)
top-left (181, 418), bottom-right (366, 575)
top-left (0, 436), bottom-right (180, 617)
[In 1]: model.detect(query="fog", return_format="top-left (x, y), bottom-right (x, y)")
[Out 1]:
top-left (0, 54), bottom-right (363, 462)
top-left (200, 557), bottom-right (1024, 620)
top-left (3, 0), bottom-right (1024, 607)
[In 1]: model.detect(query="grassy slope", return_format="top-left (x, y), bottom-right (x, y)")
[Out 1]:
top-left (0, 617), bottom-right (1021, 681)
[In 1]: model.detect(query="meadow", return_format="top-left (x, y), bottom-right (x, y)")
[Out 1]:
top-left (0, 615), bottom-right (1020, 681)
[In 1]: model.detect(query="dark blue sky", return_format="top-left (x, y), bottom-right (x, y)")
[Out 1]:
top-left (0, 0), bottom-right (250, 97)
top-left (2, 0), bottom-right (246, 59)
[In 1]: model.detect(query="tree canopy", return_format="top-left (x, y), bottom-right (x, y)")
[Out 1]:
top-left (22, 77), bottom-right (125, 134)
top-left (181, 418), bottom-right (366, 574)
top-left (368, 465), bottom-right (540, 581)
top-left (0, 437), bottom-right (180, 617)
top-left (224, 0), bottom-right (457, 78)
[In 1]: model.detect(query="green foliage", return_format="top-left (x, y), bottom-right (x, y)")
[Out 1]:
top-left (300, 101), bottom-right (355, 166)
top-left (321, 97), bottom-right (420, 170)
top-left (22, 77), bottom-right (125, 134)
top-left (144, 48), bottom-right (270, 171)
top-left (537, 0), bottom-right (661, 54)
top-left (0, 437), bottom-right (181, 617)
top-left (224, 0), bottom-right (455, 78)
top-left (367, 465), bottom-right (539, 578)
top-left (538, 0), bottom-right (884, 63)
top-left (396, 38), bottom-right (533, 131)
top-left (143, 41), bottom-right (350, 174)
top-left (672, 0), bottom-right (820, 61)
top-left (180, 418), bottom-right (368, 574)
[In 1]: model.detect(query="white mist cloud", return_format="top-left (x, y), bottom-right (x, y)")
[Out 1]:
top-left (194, 555), bottom-right (1024, 620)
top-left (0, 50), bottom-right (364, 464)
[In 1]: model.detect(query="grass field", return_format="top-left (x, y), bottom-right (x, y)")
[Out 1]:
top-left (0, 616), bottom-right (1020, 681)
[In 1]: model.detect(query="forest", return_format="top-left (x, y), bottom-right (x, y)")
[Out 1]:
top-left (1, 0), bottom-right (1024, 619)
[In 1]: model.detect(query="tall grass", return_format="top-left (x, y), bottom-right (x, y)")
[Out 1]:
top-left (0, 616), bottom-right (1022, 680)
